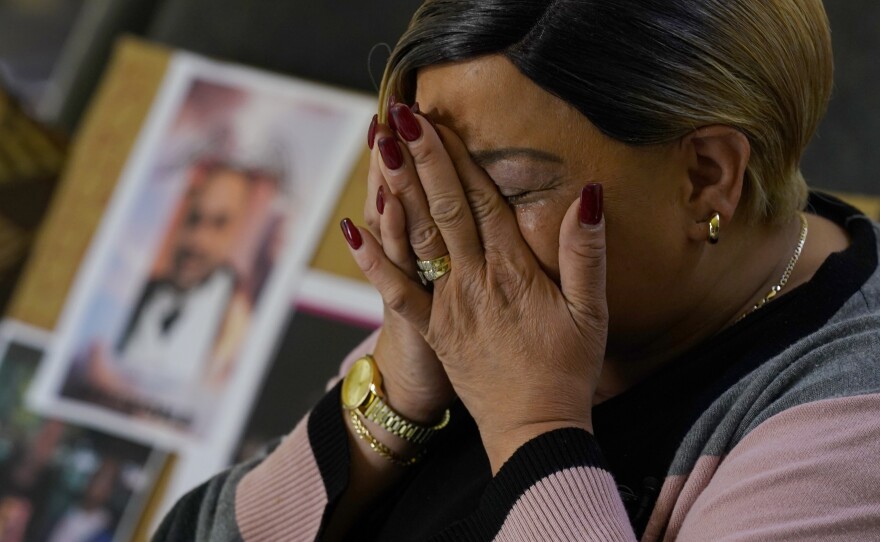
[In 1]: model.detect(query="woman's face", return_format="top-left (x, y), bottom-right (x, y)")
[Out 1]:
top-left (415, 55), bottom-right (700, 356)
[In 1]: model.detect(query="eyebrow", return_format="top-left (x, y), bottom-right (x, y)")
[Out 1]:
top-left (470, 147), bottom-right (564, 168)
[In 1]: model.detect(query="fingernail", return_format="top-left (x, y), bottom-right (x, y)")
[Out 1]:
top-left (377, 185), bottom-right (385, 215)
top-left (378, 136), bottom-right (404, 170)
top-left (340, 218), bottom-right (363, 249)
top-left (367, 114), bottom-right (378, 150)
top-left (412, 102), bottom-right (420, 115)
top-left (390, 103), bottom-right (422, 142)
top-left (579, 183), bottom-right (604, 226)
top-left (386, 94), bottom-right (399, 132)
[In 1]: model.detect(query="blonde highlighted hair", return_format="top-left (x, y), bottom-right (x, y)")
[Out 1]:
top-left (380, 0), bottom-right (833, 223)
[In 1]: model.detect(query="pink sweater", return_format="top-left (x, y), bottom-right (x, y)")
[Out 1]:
top-left (233, 334), bottom-right (880, 541)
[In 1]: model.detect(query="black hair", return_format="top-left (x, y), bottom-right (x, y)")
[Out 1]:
top-left (381, 0), bottom-right (833, 221)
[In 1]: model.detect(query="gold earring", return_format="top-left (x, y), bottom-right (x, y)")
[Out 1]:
top-left (708, 212), bottom-right (721, 244)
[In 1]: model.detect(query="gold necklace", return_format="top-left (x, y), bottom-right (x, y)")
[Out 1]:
top-left (739, 212), bottom-right (809, 321)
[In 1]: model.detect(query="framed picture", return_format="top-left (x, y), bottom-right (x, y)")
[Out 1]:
top-left (0, 320), bottom-right (165, 542)
top-left (156, 270), bottom-right (383, 524)
top-left (232, 271), bottom-right (382, 464)
top-left (28, 50), bottom-right (374, 462)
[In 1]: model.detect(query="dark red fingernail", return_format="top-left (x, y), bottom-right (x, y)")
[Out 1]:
top-left (390, 103), bottom-right (422, 142)
top-left (579, 183), bottom-right (604, 225)
top-left (378, 136), bottom-right (404, 170)
top-left (340, 218), bottom-right (363, 249)
top-left (412, 102), bottom-right (420, 114)
top-left (367, 114), bottom-right (378, 150)
top-left (386, 94), bottom-right (399, 131)
top-left (377, 185), bottom-right (385, 215)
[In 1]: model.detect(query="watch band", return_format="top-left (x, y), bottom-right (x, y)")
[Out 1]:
top-left (361, 394), bottom-right (451, 445)
top-left (341, 354), bottom-right (451, 446)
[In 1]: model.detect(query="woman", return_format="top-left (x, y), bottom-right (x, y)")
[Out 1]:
top-left (156, 1), bottom-right (880, 540)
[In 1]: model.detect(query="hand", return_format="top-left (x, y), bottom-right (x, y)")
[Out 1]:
top-left (348, 115), bottom-right (454, 425)
top-left (345, 105), bottom-right (609, 472)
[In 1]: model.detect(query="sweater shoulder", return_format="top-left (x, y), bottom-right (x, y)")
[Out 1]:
top-left (735, 217), bottom-right (880, 433)
top-left (742, 290), bottom-right (880, 434)
top-left (672, 299), bottom-right (880, 474)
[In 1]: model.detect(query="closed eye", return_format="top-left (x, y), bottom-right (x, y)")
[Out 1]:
top-left (504, 191), bottom-right (532, 206)
top-left (498, 175), bottom-right (565, 207)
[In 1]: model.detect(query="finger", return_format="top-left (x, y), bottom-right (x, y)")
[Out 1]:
top-left (386, 103), bottom-right (483, 266)
top-left (558, 184), bottom-right (608, 335)
top-left (437, 125), bottom-right (533, 264)
top-left (377, 133), bottom-right (451, 269)
top-left (364, 123), bottom-right (392, 240)
top-left (340, 218), bottom-right (432, 333)
top-left (380, 189), bottom-right (419, 277)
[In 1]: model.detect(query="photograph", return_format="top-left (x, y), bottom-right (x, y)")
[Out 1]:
top-left (155, 271), bottom-right (382, 524)
top-left (0, 321), bottom-right (164, 542)
top-left (232, 271), bottom-right (382, 464)
top-left (28, 52), bottom-right (374, 450)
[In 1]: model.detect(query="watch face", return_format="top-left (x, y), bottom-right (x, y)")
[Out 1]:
top-left (341, 357), bottom-right (374, 409)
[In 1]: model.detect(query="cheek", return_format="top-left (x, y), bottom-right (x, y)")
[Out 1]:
top-left (513, 201), bottom-right (568, 282)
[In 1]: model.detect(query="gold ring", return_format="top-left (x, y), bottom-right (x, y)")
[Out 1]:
top-left (416, 254), bottom-right (451, 285)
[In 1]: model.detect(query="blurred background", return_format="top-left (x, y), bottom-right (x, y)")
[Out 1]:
top-left (0, 0), bottom-right (422, 130)
top-left (0, 1), bottom-right (878, 540)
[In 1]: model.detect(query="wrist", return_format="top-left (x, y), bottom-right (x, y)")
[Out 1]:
top-left (340, 352), bottom-right (452, 468)
top-left (372, 334), bottom-right (455, 425)
top-left (381, 377), bottom-right (453, 426)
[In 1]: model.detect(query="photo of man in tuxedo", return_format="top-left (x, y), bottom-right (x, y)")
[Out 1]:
top-left (116, 161), bottom-right (255, 387)
top-left (66, 153), bottom-right (285, 428)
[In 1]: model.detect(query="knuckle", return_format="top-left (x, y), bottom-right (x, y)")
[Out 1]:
top-left (563, 236), bottom-right (606, 268)
top-left (468, 189), bottom-right (500, 222)
top-left (410, 139), bottom-right (443, 170)
top-left (483, 246), bottom-right (508, 266)
top-left (364, 209), bottom-right (379, 232)
top-left (382, 165), bottom-right (412, 193)
top-left (359, 256), bottom-right (417, 319)
top-left (384, 284), bottom-right (412, 316)
top-left (386, 223), bottom-right (408, 245)
top-left (485, 263), bottom-right (524, 303)
top-left (582, 232), bottom-right (607, 253)
top-left (360, 252), bottom-right (384, 278)
top-left (388, 179), bottom-right (419, 205)
top-left (430, 196), bottom-right (469, 230)
top-left (409, 221), bottom-right (444, 254)
top-left (486, 248), bottom-right (529, 279)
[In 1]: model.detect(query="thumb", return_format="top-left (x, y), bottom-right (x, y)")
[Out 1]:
top-left (559, 183), bottom-right (608, 334)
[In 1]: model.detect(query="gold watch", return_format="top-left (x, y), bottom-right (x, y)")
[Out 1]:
top-left (340, 354), bottom-right (449, 445)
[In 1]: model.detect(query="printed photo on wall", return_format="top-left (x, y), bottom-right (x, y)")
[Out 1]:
top-left (0, 320), bottom-right (166, 542)
top-left (155, 270), bottom-right (383, 522)
top-left (28, 51), bottom-right (374, 449)
top-left (232, 271), bottom-right (382, 464)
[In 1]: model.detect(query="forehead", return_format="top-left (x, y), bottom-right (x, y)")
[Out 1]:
top-left (414, 55), bottom-right (589, 154)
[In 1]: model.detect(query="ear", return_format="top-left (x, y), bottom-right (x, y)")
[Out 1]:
top-left (679, 125), bottom-right (750, 243)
